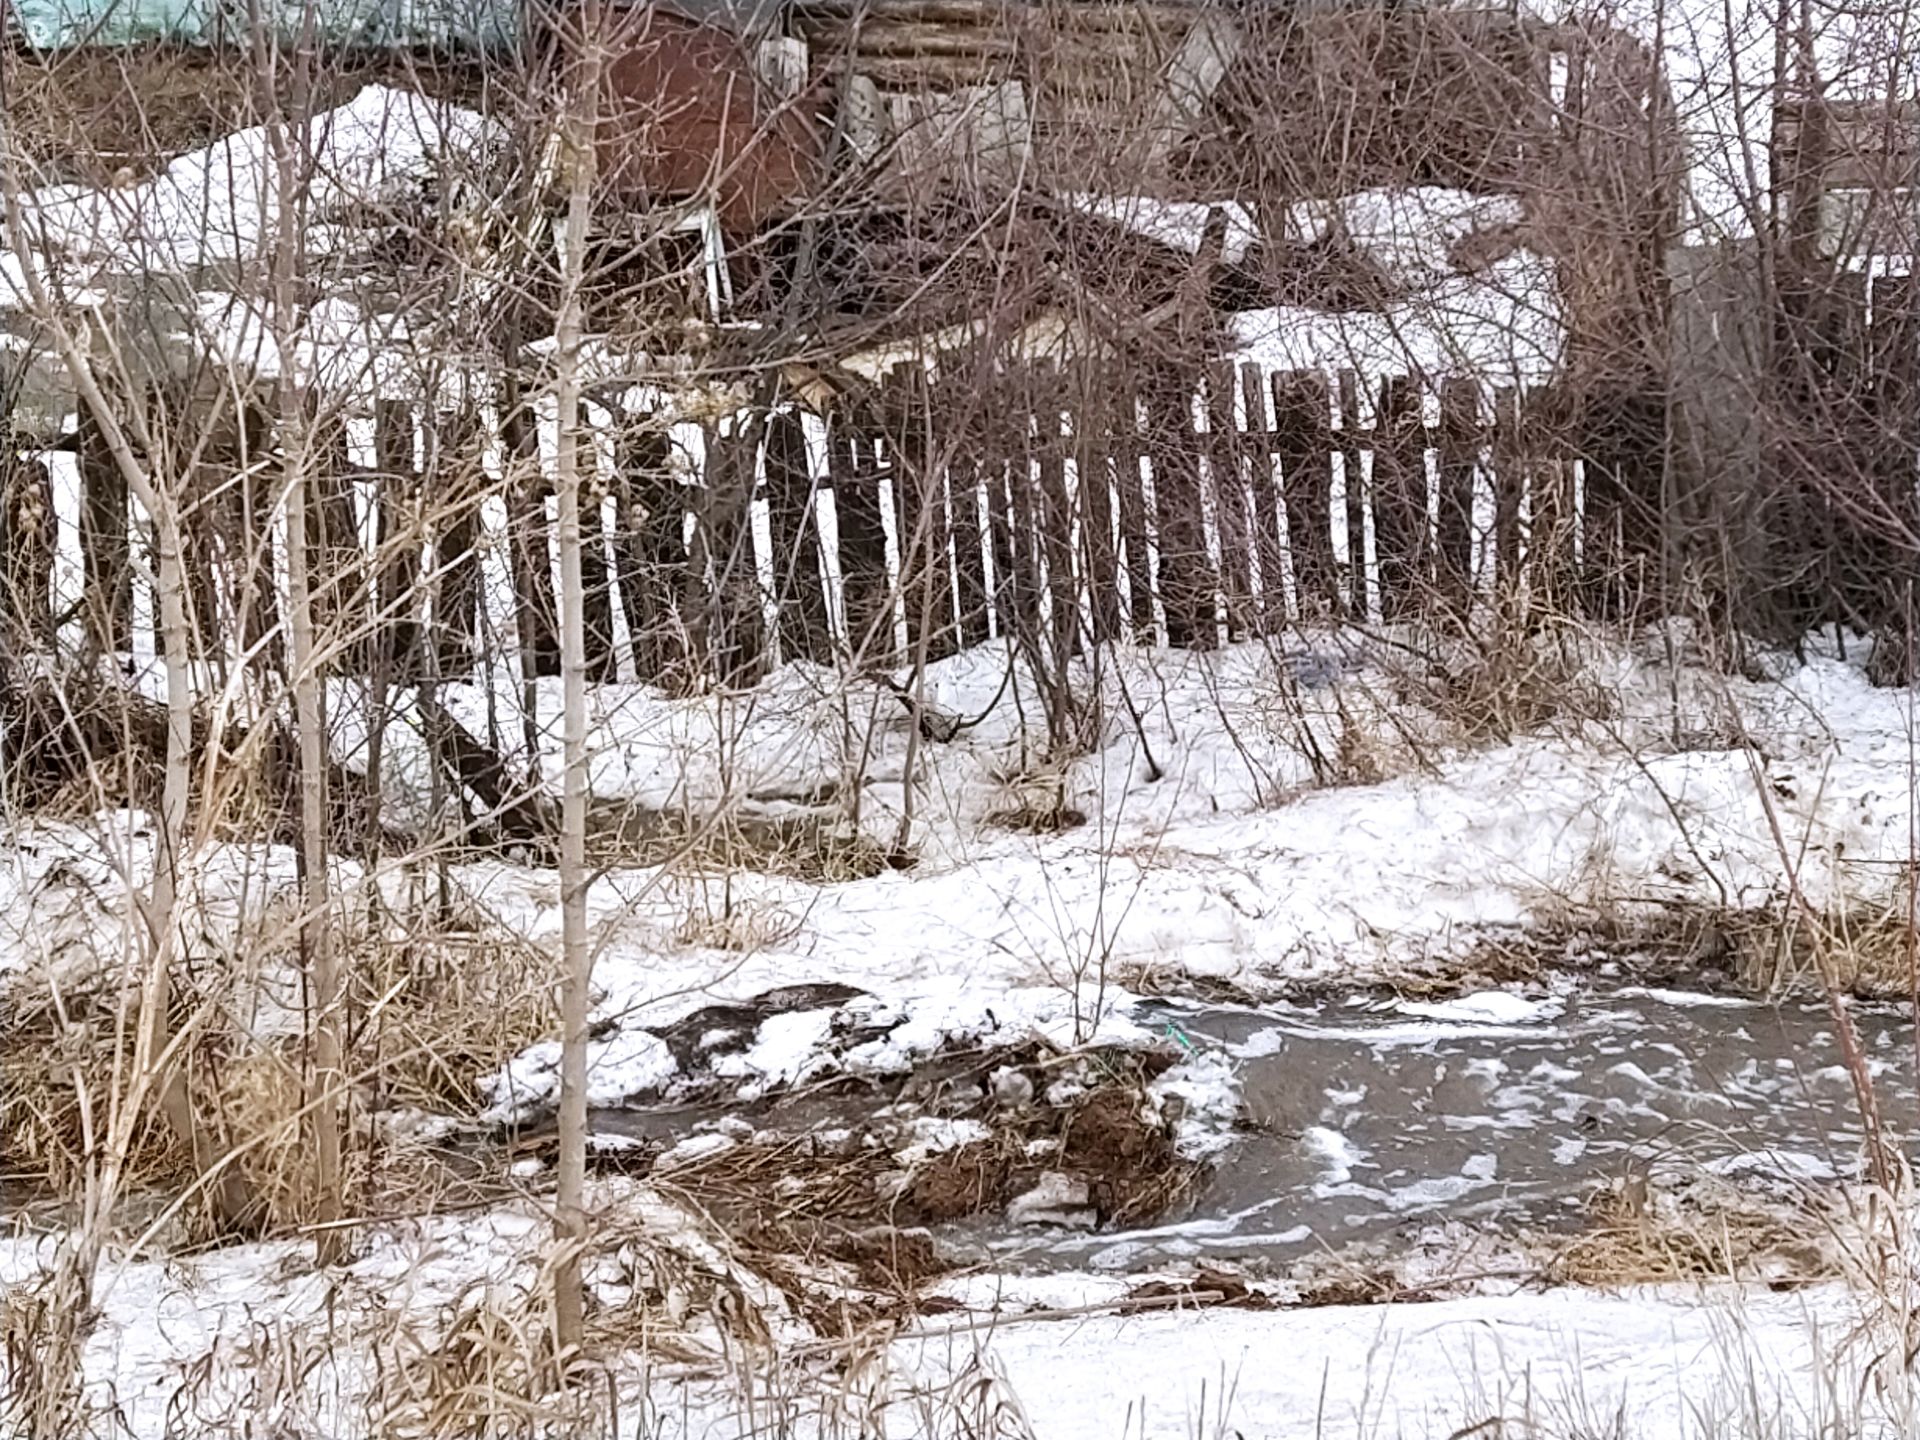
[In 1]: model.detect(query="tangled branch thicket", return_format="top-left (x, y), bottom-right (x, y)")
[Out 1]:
top-left (1, 0), bottom-right (1919, 1428)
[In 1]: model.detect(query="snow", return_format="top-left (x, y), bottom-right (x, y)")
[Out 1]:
top-left (4, 1206), bottom-right (1909, 1439)
top-left (478, 1025), bottom-right (679, 1124)
top-left (1231, 249), bottom-right (1565, 383)
top-left (1285, 187), bottom-right (1528, 290)
top-left (1395, 990), bottom-right (1561, 1026)
top-left (904, 1284), bottom-right (1909, 1440)
top-left (13, 85), bottom-right (498, 277)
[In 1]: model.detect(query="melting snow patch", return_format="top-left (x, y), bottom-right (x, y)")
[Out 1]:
top-left (1396, 991), bottom-right (1560, 1026)
top-left (479, 1026), bottom-right (678, 1124)
top-left (897, 1117), bottom-right (992, 1167)
top-left (1150, 1050), bottom-right (1242, 1159)
top-left (1302, 1126), bottom-right (1368, 1185)
top-left (655, 1133), bottom-right (738, 1171)
top-left (1705, 1149), bottom-right (1843, 1185)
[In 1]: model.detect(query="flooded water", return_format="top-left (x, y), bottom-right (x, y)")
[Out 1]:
top-left (1023, 986), bottom-right (1920, 1270)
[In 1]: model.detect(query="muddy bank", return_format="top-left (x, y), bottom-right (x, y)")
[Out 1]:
top-left (570, 1039), bottom-right (1205, 1288)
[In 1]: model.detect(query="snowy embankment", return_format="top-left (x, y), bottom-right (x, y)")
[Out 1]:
top-left (3, 1187), bottom-right (1910, 1440)
top-left (6, 625), bottom-right (1914, 1123)
top-left (432, 625), bottom-right (1920, 1118)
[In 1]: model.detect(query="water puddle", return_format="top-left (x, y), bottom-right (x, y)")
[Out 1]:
top-left (1031, 986), bottom-right (1916, 1270)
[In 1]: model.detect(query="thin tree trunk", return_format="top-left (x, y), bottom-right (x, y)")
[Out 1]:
top-left (551, 2), bottom-right (602, 1361)
top-left (262, 28), bottom-right (343, 1263)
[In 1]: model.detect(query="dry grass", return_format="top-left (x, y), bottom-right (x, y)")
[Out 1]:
top-left (588, 801), bottom-right (893, 882)
top-left (0, 895), bottom-right (559, 1238)
top-left (982, 765), bottom-right (1087, 835)
top-left (1411, 636), bottom-right (1618, 745)
top-left (1727, 902), bottom-right (1918, 1001)
top-left (1543, 1174), bottom-right (1831, 1288)
top-left (350, 926), bottom-right (560, 1116)
top-left (670, 895), bottom-right (806, 953)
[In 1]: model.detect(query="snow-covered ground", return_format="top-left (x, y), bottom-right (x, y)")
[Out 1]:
top-left (9, 624), bottom-right (1919, 1121)
top-left (7, 627), bottom-right (1920, 1435)
top-left (4, 1190), bottom-right (1914, 1439)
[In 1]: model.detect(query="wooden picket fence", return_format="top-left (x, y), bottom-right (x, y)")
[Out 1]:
top-left (2, 356), bottom-right (1676, 686)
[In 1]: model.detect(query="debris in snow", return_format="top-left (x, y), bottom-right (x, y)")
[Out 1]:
top-left (992, 1066), bottom-right (1036, 1109)
top-left (1284, 187), bottom-right (1528, 289)
top-left (896, 1116), bottom-right (993, 1167)
top-left (1007, 1171), bottom-right (1097, 1228)
top-left (655, 1133), bottom-right (739, 1171)
top-left (13, 85), bottom-right (500, 277)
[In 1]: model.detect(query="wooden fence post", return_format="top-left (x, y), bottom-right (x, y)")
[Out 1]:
top-left (1336, 370), bottom-right (1367, 620)
top-left (612, 427), bottom-right (687, 683)
top-left (1436, 376), bottom-right (1480, 617)
top-left (1111, 388), bottom-right (1157, 640)
top-left (1489, 385), bottom-right (1524, 612)
top-left (828, 422), bottom-right (894, 666)
top-left (696, 410), bottom-right (766, 686)
top-left (1273, 370), bottom-right (1336, 619)
top-left (1523, 384), bottom-right (1574, 623)
top-left (1072, 361), bottom-right (1124, 647)
top-left (431, 408), bottom-right (483, 678)
top-left (1143, 367), bottom-right (1216, 648)
top-left (1373, 375), bottom-right (1427, 620)
top-left (1207, 361), bottom-right (1254, 638)
top-left (76, 404), bottom-right (132, 654)
top-left (501, 387), bottom-right (561, 680)
top-left (373, 398), bottom-right (423, 680)
top-left (577, 437), bottom-right (619, 683)
top-left (763, 403), bottom-right (834, 663)
top-left (1033, 373), bottom-right (1081, 667)
top-left (1242, 363), bottom-right (1286, 630)
top-left (885, 370), bottom-right (957, 662)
